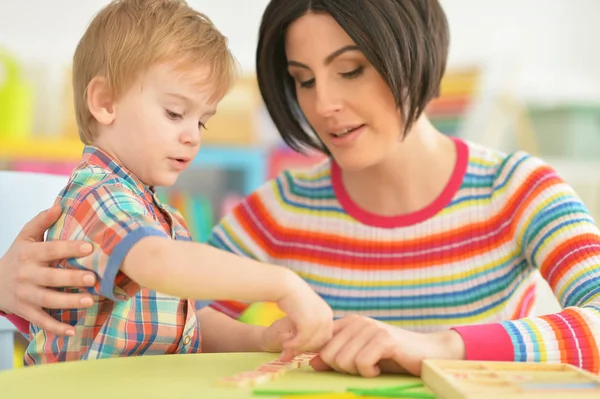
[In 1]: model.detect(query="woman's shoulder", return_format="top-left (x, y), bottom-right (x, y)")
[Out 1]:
top-left (463, 139), bottom-right (562, 195)
top-left (465, 140), bottom-right (552, 177)
top-left (251, 156), bottom-right (334, 201)
top-left (211, 157), bottom-right (335, 239)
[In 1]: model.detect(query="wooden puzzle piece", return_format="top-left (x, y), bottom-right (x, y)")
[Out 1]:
top-left (217, 352), bottom-right (318, 387)
top-left (422, 359), bottom-right (600, 398)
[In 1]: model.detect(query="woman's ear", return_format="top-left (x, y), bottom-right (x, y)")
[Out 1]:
top-left (86, 76), bottom-right (116, 126)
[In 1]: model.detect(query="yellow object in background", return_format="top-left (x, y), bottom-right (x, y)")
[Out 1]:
top-left (239, 302), bottom-right (286, 326)
top-left (200, 75), bottom-right (261, 145)
top-left (13, 337), bottom-right (25, 368)
top-left (0, 49), bottom-right (32, 139)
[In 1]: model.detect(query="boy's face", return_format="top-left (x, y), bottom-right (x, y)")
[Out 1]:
top-left (98, 62), bottom-right (220, 187)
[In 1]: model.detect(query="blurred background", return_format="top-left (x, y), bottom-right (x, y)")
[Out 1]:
top-left (1, 0), bottom-right (600, 369)
top-left (2, 0), bottom-right (600, 231)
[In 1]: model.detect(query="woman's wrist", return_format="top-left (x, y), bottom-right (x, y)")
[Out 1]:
top-left (438, 330), bottom-right (465, 360)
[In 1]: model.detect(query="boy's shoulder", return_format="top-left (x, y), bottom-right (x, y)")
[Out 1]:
top-left (60, 164), bottom-right (147, 207)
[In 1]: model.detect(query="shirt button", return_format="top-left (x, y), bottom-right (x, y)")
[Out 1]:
top-left (183, 335), bottom-right (191, 345)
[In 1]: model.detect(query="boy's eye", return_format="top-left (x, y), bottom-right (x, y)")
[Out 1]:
top-left (199, 122), bottom-right (208, 130)
top-left (166, 110), bottom-right (183, 120)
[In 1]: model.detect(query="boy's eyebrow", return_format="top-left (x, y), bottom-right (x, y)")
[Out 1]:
top-left (287, 45), bottom-right (360, 69)
top-left (165, 92), bottom-right (194, 103)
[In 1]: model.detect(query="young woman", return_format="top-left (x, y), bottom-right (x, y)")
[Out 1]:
top-left (3, 0), bottom-right (600, 376)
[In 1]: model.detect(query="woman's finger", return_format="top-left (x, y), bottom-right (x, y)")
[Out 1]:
top-left (317, 318), bottom-right (365, 373)
top-left (29, 266), bottom-right (96, 288)
top-left (21, 286), bottom-right (94, 310)
top-left (355, 330), bottom-right (400, 377)
top-left (16, 204), bottom-right (62, 242)
top-left (30, 240), bottom-right (94, 263)
top-left (335, 324), bottom-right (379, 375)
top-left (17, 305), bottom-right (75, 337)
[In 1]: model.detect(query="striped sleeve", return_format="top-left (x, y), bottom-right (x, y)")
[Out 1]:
top-left (207, 180), bottom-right (279, 319)
top-left (453, 152), bottom-right (600, 372)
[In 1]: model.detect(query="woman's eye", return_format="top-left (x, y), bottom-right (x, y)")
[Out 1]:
top-left (340, 66), bottom-right (364, 79)
top-left (299, 78), bottom-right (315, 88)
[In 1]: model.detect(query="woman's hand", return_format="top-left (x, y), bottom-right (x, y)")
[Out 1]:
top-left (310, 315), bottom-right (465, 377)
top-left (0, 204), bottom-right (96, 336)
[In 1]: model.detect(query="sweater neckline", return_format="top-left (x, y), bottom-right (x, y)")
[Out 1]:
top-left (331, 137), bottom-right (469, 228)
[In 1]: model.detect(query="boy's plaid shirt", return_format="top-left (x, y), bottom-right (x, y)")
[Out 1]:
top-left (25, 146), bottom-right (202, 364)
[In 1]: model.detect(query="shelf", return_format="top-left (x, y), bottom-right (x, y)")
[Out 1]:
top-left (0, 137), bottom-right (270, 194)
top-left (0, 137), bottom-right (84, 162)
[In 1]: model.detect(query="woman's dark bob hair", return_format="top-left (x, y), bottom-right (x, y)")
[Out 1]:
top-left (256, 0), bottom-right (450, 154)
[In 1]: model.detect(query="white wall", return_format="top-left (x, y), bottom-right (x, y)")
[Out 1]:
top-left (1, 0), bottom-right (599, 134)
top-left (443, 0), bottom-right (600, 104)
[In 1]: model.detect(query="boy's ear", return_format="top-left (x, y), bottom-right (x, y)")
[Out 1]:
top-left (87, 76), bottom-right (116, 126)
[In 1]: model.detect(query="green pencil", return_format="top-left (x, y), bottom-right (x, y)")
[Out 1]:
top-left (353, 391), bottom-right (435, 399)
top-left (347, 382), bottom-right (425, 393)
top-left (252, 388), bottom-right (338, 395)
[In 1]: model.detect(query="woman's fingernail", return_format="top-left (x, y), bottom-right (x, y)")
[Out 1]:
top-left (66, 329), bottom-right (75, 336)
top-left (81, 297), bottom-right (93, 306)
top-left (80, 243), bottom-right (93, 253)
top-left (83, 274), bottom-right (95, 286)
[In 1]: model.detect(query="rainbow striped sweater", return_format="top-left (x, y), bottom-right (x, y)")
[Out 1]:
top-left (209, 138), bottom-right (600, 372)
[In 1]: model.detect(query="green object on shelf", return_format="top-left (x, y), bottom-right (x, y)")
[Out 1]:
top-left (0, 49), bottom-right (32, 138)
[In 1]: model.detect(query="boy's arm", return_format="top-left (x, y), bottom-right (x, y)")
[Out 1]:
top-left (71, 183), bottom-right (300, 305)
top-left (122, 236), bottom-right (299, 304)
top-left (206, 186), bottom-right (283, 319)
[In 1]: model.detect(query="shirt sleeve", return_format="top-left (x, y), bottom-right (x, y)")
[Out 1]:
top-left (61, 183), bottom-right (169, 301)
top-left (0, 312), bottom-right (30, 335)
top-left (452, 152), bottom-right (600, 372)
top-left (207, 186), bottom-right (277, 319)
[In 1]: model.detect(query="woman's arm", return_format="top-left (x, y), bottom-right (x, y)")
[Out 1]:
top-left (452, 152), bottom-right (600, 372)
top-left (311, 153), bottom-right (600, 377)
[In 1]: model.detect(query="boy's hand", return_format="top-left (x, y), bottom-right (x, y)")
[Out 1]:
top-left (275, 274), bottom-right (333, 359)
top-left (259, 317), bottom-right (295, 353)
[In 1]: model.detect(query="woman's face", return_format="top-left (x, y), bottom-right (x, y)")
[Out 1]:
top-left (285, 12), bottom-right (404, 171)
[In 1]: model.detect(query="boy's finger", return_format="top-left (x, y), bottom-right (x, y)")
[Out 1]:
top-left (278, 348), bottom-right (296, 362)
top-left (282, 331), bottom-right (309, 352)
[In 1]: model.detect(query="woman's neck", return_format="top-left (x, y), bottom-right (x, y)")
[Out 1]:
top-left (339, 117), bottom-right (458, 217)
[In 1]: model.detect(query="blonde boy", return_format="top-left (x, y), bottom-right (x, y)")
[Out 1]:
top-left (25, 0), bottom-right (332, 364)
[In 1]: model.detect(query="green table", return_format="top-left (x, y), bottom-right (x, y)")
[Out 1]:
top-left (0, 353), bottom-right (431, 398)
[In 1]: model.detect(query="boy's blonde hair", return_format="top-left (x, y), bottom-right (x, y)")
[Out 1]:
top-left (73, 0), bottom-right (237, 144)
